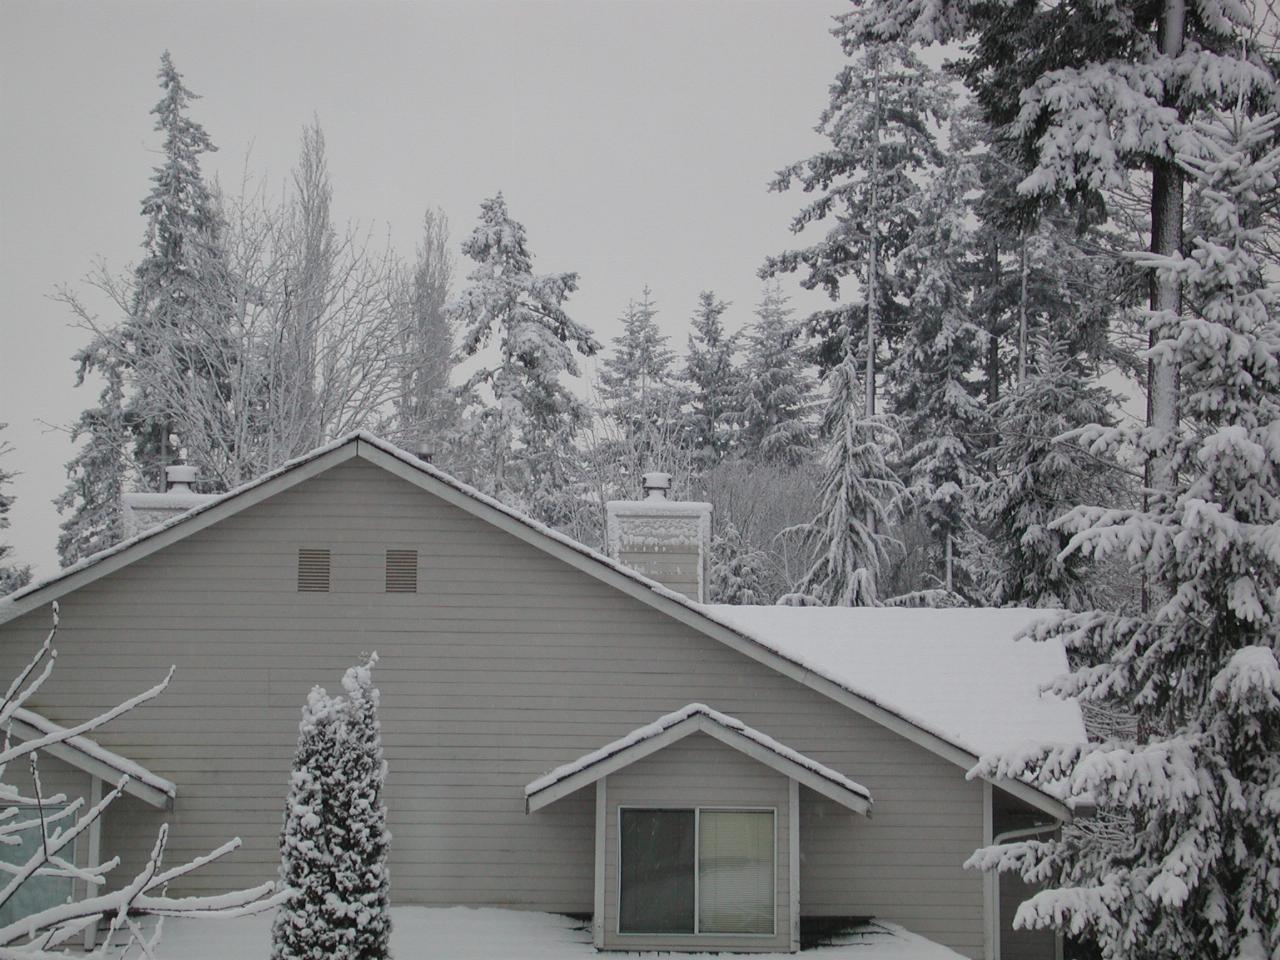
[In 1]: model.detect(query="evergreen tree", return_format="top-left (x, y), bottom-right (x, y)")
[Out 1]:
top-left (272, 685), bottom-right (345, 960)
top-left (598, 286), bottom-right (677, 437)
top-left (0, 425), bottom-right (32, 596)
top-left (789, 348), bottom-right (903, 606)
top-left (54, 360), bottom-right (133, 567)
top-left (332, 655), bottom-right (392, 960)
top-left (710, 521), bottom-right (771, 605)
top-left (123, 51), bottom-right (232, 486)
top-left (740, 282), bottom-right (816, 466)
top-left (981, 335), bottom-right (1119, 609)
top-left (850, 0), bottom-right (1276, 504)
top-left (683, 291), bottom-right (739, 466)
top-left (449, 193), bottom-right (599, 516)
top-left (969, 110), bottom-right (1280, 960)
top-left (891, 151), bottom-right (988, 596)
top-left (273, 655), bottom-right (391, 960)
top-left (761, 37), bottom-right (948, 406)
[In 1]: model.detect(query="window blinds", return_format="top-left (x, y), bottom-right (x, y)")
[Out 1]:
top-left (697, 810), bottom-right (775, 935)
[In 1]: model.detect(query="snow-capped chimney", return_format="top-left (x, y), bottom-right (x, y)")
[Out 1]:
top-left (606, 472), bottom-right (711, 603)
top-left (121, 464), bottom-right (218, 538)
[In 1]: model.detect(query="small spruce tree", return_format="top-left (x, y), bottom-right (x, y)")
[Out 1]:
top-left (710, 521), bottom-right (771, 605)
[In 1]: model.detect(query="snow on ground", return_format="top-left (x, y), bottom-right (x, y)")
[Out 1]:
top-left (148, 907), bottom-right (965, 959)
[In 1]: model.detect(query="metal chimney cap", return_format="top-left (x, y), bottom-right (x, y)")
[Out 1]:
top-left (165, 465), bottom-right (198, 487)
top-left (641, 471), bottom-right (672, 499)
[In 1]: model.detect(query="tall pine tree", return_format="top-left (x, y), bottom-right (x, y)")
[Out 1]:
top-left (761, 37), bottom-right (948, 409)
top-left (598, 286), bottom-right (678, 442)
top-left (683, 291), bottom-right (739, 466)
top-left (740, 282), bottom-right (816, 467)
top-left (970, 109), bottom-right (1280, 960)
top-left (397, 207), bottom-right (456, 456)
top-left (891, 149), bottom-right (988, 596)
top-left (449, 193), bottom-right (599, 522)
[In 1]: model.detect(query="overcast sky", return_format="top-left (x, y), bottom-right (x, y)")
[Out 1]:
top-left (1, 0), bottom-right (849, 577)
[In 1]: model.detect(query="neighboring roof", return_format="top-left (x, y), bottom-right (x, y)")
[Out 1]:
top-left (705, 605), bottom-right (1086, 764)
top-left (8, 708), bottom-right (177, 809)
top-left (0, 432), bottom-right (1083, 820)
top-left (524, 703), bottom-right (872, 815)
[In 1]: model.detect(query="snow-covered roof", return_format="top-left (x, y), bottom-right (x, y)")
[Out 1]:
top-left (8, 707), bottom-right (177, 808)
top-left (0, 432), bottom-right (1083, 818)
top-left (702, 606), bottom-right (1086, 764)
top-left (525, 702), bottom-right (872, 814)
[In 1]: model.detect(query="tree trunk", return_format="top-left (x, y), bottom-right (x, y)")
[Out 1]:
top-left (866, 52), bottom-right (882, 418)
top-left (1143, 0), bottom-right (1186, 610)
top-left (1018, 231), bottom-right (1029, 385)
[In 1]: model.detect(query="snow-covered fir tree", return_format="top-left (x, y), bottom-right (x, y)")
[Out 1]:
top-left (710, 521), bottom-right (771, 605)
top-left (969, 109), bottom-right (1280, 960)
top-left (683, 291), bottom-right (739, 466)
top-left (0, 425), bottom-right (31, 596)
top-left (54, 359), bottom-right (132, 567)
top-left (980, 335), bottom-right (1120, 609)
top-left (598, 286), bottom-right (678, 439)
top-left (789, 347), bottom-right (903, 606)
top-left (740, 282), bottom-right (816, 466)
top-left (761, 37), bottom-right (948, 401)
top-left (273, 655), bottom-right (391, 960)
top-left (891, 150), bottom-right (988, 596)
top-left (850, 0), bottom-right (1276, 501)
top-left (123, 50), bottom-right (233, 486)
top-left (449, 193), bottom-right (599, 520)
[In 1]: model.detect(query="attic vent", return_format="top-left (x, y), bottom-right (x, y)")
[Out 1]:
top-left (385, 549), bottom-right (418, 593)
top-left (297, 548), bottom-right (331, 593)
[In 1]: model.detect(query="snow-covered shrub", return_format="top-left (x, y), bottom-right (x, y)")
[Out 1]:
top-left (0, 603), bottom-right (284, 955)
top-left (272, 655), bottom-right (390, 960)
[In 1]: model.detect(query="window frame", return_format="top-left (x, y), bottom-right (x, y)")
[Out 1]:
top-left (615, 804), bottom-right (778, 939)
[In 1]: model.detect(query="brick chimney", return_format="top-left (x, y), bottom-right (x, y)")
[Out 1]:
top-left (605, 472), bottom-right (712, 602)
top-left (121, 465), bottom-right (218, 537)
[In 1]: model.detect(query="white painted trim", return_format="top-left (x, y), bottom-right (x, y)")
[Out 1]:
top-left (7, 716), bottom-right (173, 810)
top-left (593, 778), bottom-right (606, 949)
top-left (525, 713), bottom-right (870, 816)
top-left (83, 776), bottom-right (103, 950)
top-left (788, 778), bottom-right (800, 953)
top-left (983, 782), bottom-right (997, 960)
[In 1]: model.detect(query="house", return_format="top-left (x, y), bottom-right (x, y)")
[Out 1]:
top-left (0, 433), bottom-right (1087, 959)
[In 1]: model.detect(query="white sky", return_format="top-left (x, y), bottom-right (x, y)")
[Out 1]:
top-left (0, 0), bottom-right (850, 577)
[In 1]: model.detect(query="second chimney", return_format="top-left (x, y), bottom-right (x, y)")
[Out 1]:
top-left (121, 464), bottom-right (218, 538)
top-left (605, 472), bottom-right (711, 603)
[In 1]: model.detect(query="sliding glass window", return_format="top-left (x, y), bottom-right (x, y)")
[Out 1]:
top-left (618, 807), bottom-right (775, 936)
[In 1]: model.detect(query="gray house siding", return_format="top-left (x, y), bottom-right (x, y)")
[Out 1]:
top-left (0, 456), bottom-right (995, 957)
top-left (600, 732), bottom-right (792, 953)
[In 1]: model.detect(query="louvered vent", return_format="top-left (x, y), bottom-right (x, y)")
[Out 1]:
top-left (297, 548), bottom-right (331, 593)
top-left (385, 549), bottom-right (418, 593)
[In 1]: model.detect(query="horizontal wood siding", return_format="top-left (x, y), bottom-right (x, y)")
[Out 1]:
top-left (0, 458), bottom-right (984, 957)
top-left (600, 732), bottom-right (791, 952)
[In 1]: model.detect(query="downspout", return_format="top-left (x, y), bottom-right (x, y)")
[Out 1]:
top-left (989, 821), bottom-right (1061, 960)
